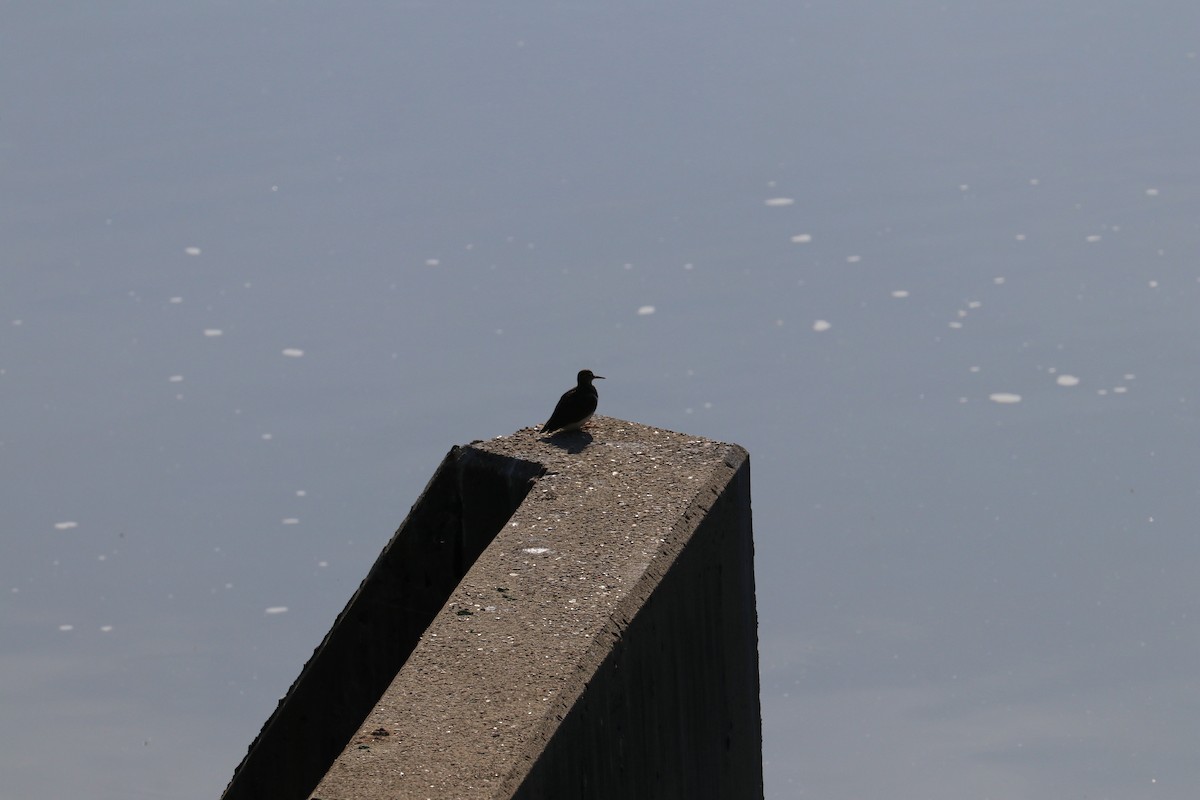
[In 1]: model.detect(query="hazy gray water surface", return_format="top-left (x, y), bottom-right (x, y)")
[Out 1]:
top-left (4, 3), bottom-right (1200, 798)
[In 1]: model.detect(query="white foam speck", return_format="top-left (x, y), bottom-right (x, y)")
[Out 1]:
top-left (994, 276), bottom-right (1006, 284)
top-left (637, 305), bottom-right (656, 316)
top-left (58, 624), bottom-right (74, 632)
top-left (948, 321), bottom-right (963, 329)
top-left (282, 348), bottom-right (305, 358)
top-left (989, 393), bottom-right (1022, 404)
top-left (812, 320), bottom-right (832, 332)
top-left (1056, 375), bottom-right (1080, 387)
top-left (522, 547), bottom-right (551, 555)
top-left (1086, 234), bottom-right (1102, 243)
top-left (969, 366), bottom-right (981, 373)
top-left (1123, 373), bottom-right (1135, 380)
top-left (1113, 386), bottom-right (1128, 394)
top-left (169, 296), bottom-right (183, 304)
top-left (168, 375), bottom-right (183, 383)
top-left (281, 518), bottom-right (300, 525)
top-left (846, 255), bottom-right (862, 263)
top-left (296, 490), bottom-right (307, 497)
top-left (100, 625), bottom-right (113, 633)
top-left (203, 329), bottom-right (223, 337)
top-left (265, 606), bottom-right (288, 615)
top-left (891, 290), bottom-right (909, 298)
top-left (1146, 188), bottom-right (1159, 196)
top-left (54, 521), bottom-right (78, 530)
top-left (1148, 280), bottom-right (1159, 288)
top-left (317, 560), bottom-right (329, 568)
top-left (261, 433), bottom-right (273, 440)
top-left (791, 234), bottom-right (813, 243)
top-left (764, 197), bottom-right (795, 206)
top-left (1014, 234), bottom-right (1027, 241)
top-left (185, 246), bottom-right (202, 256)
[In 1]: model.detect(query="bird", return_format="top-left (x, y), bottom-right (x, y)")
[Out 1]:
top-left (541, 369), bottom-right (605, 434)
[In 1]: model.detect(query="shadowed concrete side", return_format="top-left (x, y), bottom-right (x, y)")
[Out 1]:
top-left (507, 453), bottom-right (757, 799)
top-left (305, 417), bottom-right (762, 800)
top-left (220, 447), bottom-right (544, 800)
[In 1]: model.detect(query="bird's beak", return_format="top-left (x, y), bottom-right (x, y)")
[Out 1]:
top-left (594, 375), bottom-right (606, 380)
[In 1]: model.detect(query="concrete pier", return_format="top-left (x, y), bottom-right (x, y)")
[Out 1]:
top-left (220, 416), bottom-right (761, 800)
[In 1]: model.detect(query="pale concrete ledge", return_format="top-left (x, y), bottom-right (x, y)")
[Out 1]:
top-left (220, 416), bottom-right (761, 800)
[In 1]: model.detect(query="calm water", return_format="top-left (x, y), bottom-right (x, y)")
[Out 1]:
top-left (4, 3), bottom-right (1200, 798)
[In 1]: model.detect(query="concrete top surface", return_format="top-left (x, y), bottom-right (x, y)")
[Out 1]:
top-left (310, 416), bottom-right (748, 800)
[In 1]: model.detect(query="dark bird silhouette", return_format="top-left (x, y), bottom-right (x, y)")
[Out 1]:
top-left (541, 369), bottom-right (605, 434)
